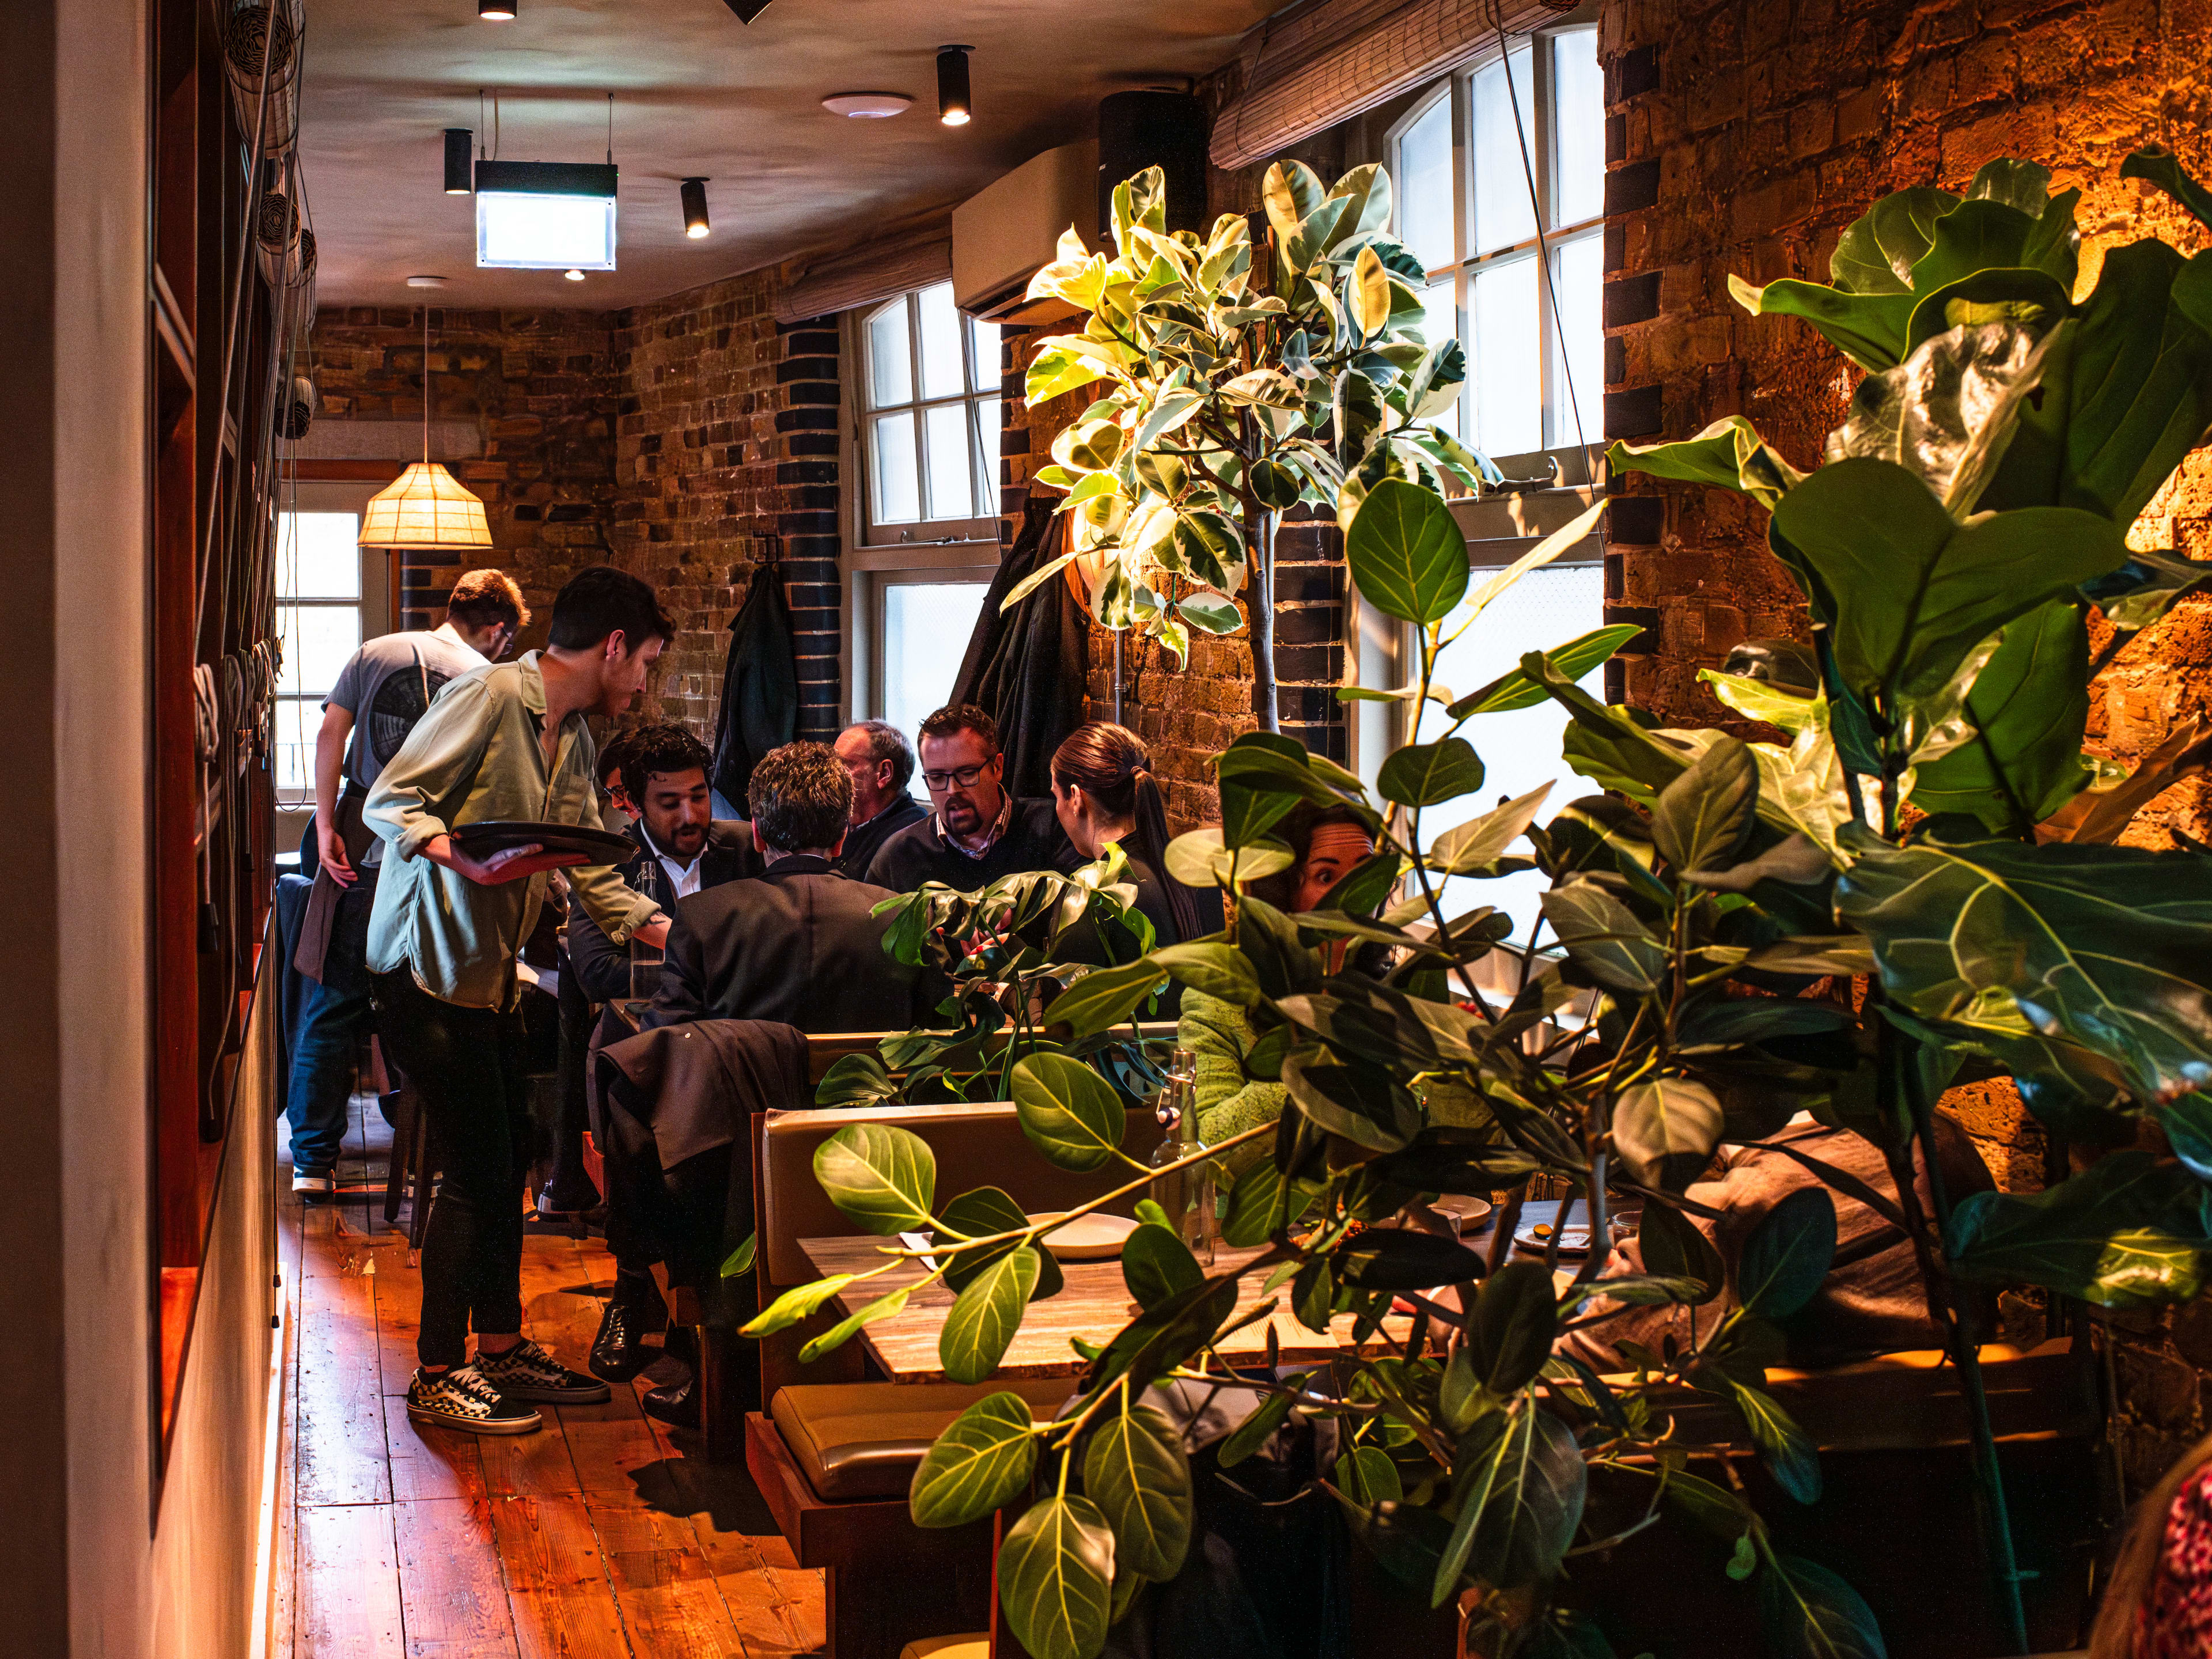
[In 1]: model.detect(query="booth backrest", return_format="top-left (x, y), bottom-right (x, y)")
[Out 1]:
top-left (757, 1101), bottom-right (1169, 1289)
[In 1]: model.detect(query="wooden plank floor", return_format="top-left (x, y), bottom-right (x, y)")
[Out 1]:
top-left (280, 1096), bottom-right (824, 1658)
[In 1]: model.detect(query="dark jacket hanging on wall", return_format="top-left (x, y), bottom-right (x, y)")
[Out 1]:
top-left (950, 495), bottom-right (1088, 800)
top-left (709, 562), bottom-right (800, 811)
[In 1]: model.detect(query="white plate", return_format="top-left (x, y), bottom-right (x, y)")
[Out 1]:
top-left (1030, 1211), bottom-right (1139, 1259)
top-left (1514, 1222), bottom-right (1591, 1256)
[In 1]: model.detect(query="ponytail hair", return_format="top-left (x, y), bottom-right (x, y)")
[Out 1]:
top-left (1050, 721), bottom-right (1203, 944)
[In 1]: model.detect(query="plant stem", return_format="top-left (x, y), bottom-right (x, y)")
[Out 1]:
top-left (1253, 506), bottom-right (1281, 733)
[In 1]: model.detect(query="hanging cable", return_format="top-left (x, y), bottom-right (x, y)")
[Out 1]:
top-left (606, 90), bottom-right (614, 165)
top-left (1491, 7), bottom-right (1587, 459)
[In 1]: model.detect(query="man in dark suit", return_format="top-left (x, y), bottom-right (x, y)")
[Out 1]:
top-left (647, 741), bottom-right (925, 1032)
top-left (831, 719), bottom-right (927, 880)
top-left (862, 703), bottom-right (1080, 893)
top-left (563, 725), bottom-right (763, 1382)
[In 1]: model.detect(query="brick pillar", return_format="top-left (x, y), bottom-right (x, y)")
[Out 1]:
top-left (1600, 39), bottom-right (1666, 707)
top-left (774, 316), bottom-right (843, 741)
top-left (1270, 507), bottom-right (1349, 762)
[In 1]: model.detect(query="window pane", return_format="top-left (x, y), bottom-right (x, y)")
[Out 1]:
top-left (873, 412), bottom-right (921, 523)
top-left (1551, 31), bottom-right (1604, 228)
top-left (968, 317), bottom-right (1001, 394)
top-left (924, 403), bottom-right (974, 520)
top-left (974, 396), bottom-right (1003, 509)
top-left (273, 699), bottom-right (317, 799)
top-left (1419, 281), bottom-right (1461, 441)
top-left (883, 583), bottom-right (990, 772)
top-left (1416, 562), bottom-right (1605, 942)
top-left (1550, 233), bottom-right (1604, 449)
top-left (278, 604), bottom-right (361, 698)
top-left (1397, 93), bottom-right (1455, 275)
top-left (1472, 256), bottom-right (1543, 460)
top-left (1471, 47), bottom-right (1538, 255)
top-left (867, 303), bottom-right (911, 408)
top-left (278, 512), bottom-right (360, 599)
top-left (917, 282), bottom-right (966, 400)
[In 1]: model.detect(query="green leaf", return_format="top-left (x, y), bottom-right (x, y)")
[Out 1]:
top-left (2082, 548), bottom-right (2212, 633)
top-left (997, 1494), bottom-right (1116, 1659)
top-left (1346, 479), bottom-right (1469, 625)
top-left (1831, 185), bottom-right (1959, 294)
top-left (1471, 1262), bottom-right (1559, 1395)
top-left (1828, 321), bottom-right (2056, 518)
top-left (1349, 244), bottom-right (1392, 336)
top-left (1946, 1150), bottom-right (2209, 1308)
top-left (1048, 956), bottom-right (1169, 1039)
top-left (1637, 1201), bottom-right (1724, 1305)
top-left (1651, 734), bottom-right (1759, 873)
top-left (1083, 1405), bottom-right (1193, 1581)
top-left (1607, 416), bottom-right (1806, 512)
top-left (1221, 1161), bottom-right (1323, 1247)
top-left (1540, 882), bottom-right (1666, 994)
top-left (1733, 271), bottom-right (1915, 374)
top-left (1733, 1384), bottom-right (1823, 1503)
top-left (1122, 1223), bottom-right (1203, 1312)
top-left (1906, 599), bottom-right (2090, 833)
top-left (1335, 1444), bottom-right (1405, 1508)
top-left (1152, 941), bottom-right (1262, 1006)
top-left (1427, 782), bottom-right (1553, 876)
top-left (1768, 458), bottom-right (2128, 708)
top-left (936, 1185), bottom-right (1065, 1300)
top-left (1834, 828), bottom-right (2212, 1103)
top-left (1282, 1050), bottom-right (1422, 1152)
top-left (1012, 1053), bottom-right (1129, 1172)
top-left (1177, 590), bottom-right (1245, 635)
top-left (815, 1050), bottom-right (900, 1108)
top-left (741, 1273), bottom-right (857, 1338)
top-left (1737, 1188), bottom-right (1838, 1320)
top-left (2123, 145), bottom-right (2212, 231)
top-left (1432, 1405), bottom-right (1586, 1601)
top-left (1380, 736), bottom-right (1485, 807)
top-left (940, 1246), bottom-right (1040, 1384)
top-left (910, 1391), bottom-right (1042, 1528)
top-left (1758, 1554), bottom-right (1888, 1659)
top-left (1026, 346), bottom-right (1113, 405)
top-left (1611, 1078), bottom-right (1726, 1190)
top-left (1217, 1382), bottom-right (1301, 1467)
top-left (798, 1286), bottom-right (911, 1363)
top-left (719, 1233), bottom-right (757, 1279)
top-left (814, 1123), bottom-right (937, 1235)
top-left (2060, 240), bottom-right (2212, 527)
top-left (1448, 626), bottom-right (1641, 719)
top-left (1336, 1228), bottom-right (1488, 1290)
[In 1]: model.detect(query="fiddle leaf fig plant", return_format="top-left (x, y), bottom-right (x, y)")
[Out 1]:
top-left (756, 150), bottom-right (2212, 1659)
top-left (1012, 161), bottom-right (1501, 729)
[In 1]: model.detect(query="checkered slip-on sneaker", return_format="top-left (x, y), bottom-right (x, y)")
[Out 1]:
top-left (474, 1338), bottom-right (613, 1405)
top-left (405, 1365), bottom-right (543, 1436)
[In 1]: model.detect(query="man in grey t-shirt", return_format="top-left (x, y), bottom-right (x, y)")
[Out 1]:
top-left (286, 569), bottom-right (528, 1196)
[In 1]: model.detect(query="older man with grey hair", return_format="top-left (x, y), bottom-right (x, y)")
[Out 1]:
top-left (831, 718), bottom-right (927, 880)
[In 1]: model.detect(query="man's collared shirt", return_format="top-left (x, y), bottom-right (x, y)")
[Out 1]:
top-left (363, 651), bottom-right (660, 1010)
top-left (937, 790), bottom-right (1014, 859)
top-left (642, 824), bottom-right (705, 902)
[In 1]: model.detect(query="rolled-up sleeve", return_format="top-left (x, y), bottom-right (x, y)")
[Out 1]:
top-left (363, 676), bottom-right (493, 861)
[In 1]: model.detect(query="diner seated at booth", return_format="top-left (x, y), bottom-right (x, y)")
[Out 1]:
top-left (647, 739), bottom-right (926, 1032)
top-left (831, 718), bottom-right (927, 880)
top-left (863, 702), bottom-right (1080, 892)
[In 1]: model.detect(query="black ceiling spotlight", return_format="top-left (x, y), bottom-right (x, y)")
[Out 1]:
top-left (680, 178), bottom-right (710, 239)
top-left (937, 45), bottom-right (973, 127)
top-left (443, 128), bottom-right (474, 195)
top-left (479, 0), bottom-right (516, 18)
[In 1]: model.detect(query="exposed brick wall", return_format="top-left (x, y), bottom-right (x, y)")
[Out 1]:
top-left (310, 308), bottom-right (622, 642)
top-left (313, 279), bottom-right (842, 748)
top-left (1599, 0), bottom-right (2212, 1487)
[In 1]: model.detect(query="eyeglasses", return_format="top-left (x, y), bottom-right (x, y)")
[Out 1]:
top-left (921, 764), bottom-right (990, 790)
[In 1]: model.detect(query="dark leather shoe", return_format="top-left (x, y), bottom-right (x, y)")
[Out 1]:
top-left (589, 1295), bottom-right (661, 1382)
top-left (641, 1376), bottom-right (700, 1430)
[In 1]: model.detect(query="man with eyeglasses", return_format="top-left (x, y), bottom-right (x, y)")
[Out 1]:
top-left (862, 703), bottom-right (1078, 893)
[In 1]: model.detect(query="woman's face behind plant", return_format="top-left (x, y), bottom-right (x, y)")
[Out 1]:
top-left (1294, 820), bottom-right (1375, 913)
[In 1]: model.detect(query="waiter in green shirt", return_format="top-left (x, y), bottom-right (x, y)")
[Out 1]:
top-left (365, 565), bottom-right (677, 1436)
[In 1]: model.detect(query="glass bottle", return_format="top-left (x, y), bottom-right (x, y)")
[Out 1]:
top-left (1147, 1075), bottom-right (1217, 1266)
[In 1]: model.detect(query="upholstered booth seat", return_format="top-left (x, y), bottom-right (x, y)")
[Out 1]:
top-left (768, 1377), bottom-right (1073, 1501)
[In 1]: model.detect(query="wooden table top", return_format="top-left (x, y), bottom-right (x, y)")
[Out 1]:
top-left (798, 1233), bottom-right (1410, 1384)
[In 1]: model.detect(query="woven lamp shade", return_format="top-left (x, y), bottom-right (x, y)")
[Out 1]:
top-left (358, 461), bottom-right (493, 550)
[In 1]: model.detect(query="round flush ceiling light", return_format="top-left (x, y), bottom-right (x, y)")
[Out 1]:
top-left (821, 92), bottom-right (912, 119)
top-left (564, 268), bottom-right (586, 281)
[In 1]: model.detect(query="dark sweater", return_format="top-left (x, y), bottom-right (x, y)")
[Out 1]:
top-left (836, 794), bottom-right (929, 882)
top-left (862, 796), bottom-right (1081, 894)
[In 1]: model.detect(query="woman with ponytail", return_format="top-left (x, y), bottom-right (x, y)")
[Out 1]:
top-left (1048, 722), bottom-right (1212, 950)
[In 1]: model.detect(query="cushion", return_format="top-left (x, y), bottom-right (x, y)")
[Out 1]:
top-left (770, 1377), bottom-right (1074, 1501)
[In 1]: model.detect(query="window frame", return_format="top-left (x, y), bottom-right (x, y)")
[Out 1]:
top-left (1384, 18), bottom-right (1605, 476)
top-left (271, 480), bottom-right (391, 815)
top-left (854, 283), bottom-right (1003, 548)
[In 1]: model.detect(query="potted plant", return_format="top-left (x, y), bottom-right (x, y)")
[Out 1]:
top-left (743, 150), bottom-right (2212, 1659)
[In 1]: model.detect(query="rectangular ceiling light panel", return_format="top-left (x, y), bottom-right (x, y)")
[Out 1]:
top-left (475, 160), bottom-right (619, 270)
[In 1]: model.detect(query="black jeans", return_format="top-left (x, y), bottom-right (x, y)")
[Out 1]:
top-left (371, 970), bottom-right (532, 1370)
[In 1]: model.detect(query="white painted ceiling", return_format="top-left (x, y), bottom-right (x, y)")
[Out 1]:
top-left (299, 0), bottom-right (1274, 309)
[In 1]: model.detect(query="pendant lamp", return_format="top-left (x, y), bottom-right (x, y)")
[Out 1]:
top-left (359, 304), bottom-right (492, 551)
